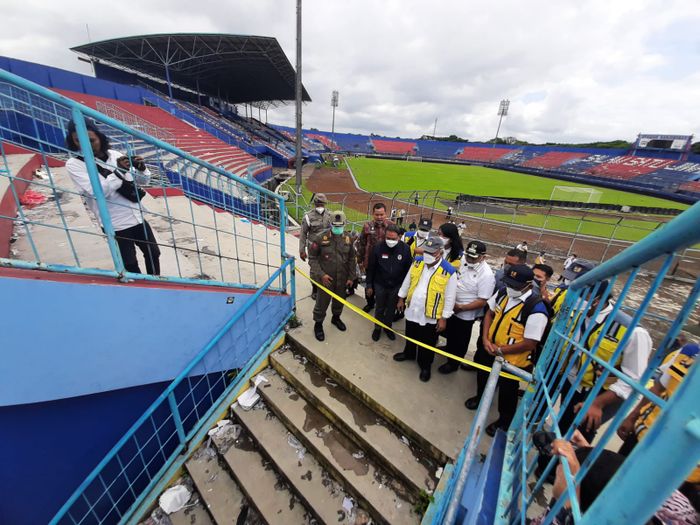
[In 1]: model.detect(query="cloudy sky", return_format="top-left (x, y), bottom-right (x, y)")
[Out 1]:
top-left (2, 0), bottom-right (699, 143)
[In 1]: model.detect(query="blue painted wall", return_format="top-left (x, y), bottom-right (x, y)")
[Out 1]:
top-left (0, 273), bottom-right (292, 524)
top-left (0, 274), bottom-right (292, 405)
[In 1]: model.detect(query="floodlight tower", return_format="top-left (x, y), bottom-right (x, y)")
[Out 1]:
top-left (331, 90), bottom-right (339, 148)
top-left (294, 0), bottom-right (303, 193)
top-left (493, 99), bottom-right (510, 148)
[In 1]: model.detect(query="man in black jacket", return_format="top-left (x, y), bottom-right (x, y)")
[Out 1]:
top-left (365, 224), bottom-right (412, 341)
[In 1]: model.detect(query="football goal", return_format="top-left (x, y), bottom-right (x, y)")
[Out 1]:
top-left (550, 185), bottom-right (603, 203)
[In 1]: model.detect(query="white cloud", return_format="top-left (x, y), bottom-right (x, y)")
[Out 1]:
top-left (1, 0), bottom-right (698, 143)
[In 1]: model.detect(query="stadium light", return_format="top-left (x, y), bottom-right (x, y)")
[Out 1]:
top-left (493, 99), bottom-right (509, 148)
top-left (331, 90), bottom-right (339, 147)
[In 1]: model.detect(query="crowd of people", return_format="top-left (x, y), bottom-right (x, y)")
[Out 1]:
top-left (300, 196), bottom-right (698, 520)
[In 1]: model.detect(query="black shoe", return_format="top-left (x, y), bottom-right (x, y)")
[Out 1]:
top-left (331, 316), bottom-right (346, 331)
top-left (460, 363), bottom-right (476, 371)
top-left (384, 328), bottom-right (396, 340)
top-left (438, 362), bottom-right (459, 374)
top-left (372, 328), bottom-right (381, 341)
top-left (485, 420), bottom-right (503, 438)
top-left (363, 304), bottom-right (373, 313)
top-left (419, 369), bottom-right (431, 382)
top-left (464, 396), bottom-right (481, 410)
top-left (314, 322), bottom-right (325, 342)
top-left (393, 352), bottom-right (411, 362)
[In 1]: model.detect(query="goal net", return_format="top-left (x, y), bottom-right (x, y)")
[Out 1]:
top-left (406, 155), bottom-right (423, 162)
top-left (550, 185), bottom-right (602, 203)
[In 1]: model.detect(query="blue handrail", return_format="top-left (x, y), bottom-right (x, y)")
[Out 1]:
top-left (50, 256), bottom-right (294, 524)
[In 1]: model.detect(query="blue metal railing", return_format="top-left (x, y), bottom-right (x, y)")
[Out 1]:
top-left (50, 257), bottom-right (295, 524)
top-left (0, 69), bottom-right (288, 290)
top-left (432, 202), bottom-right (700, 524)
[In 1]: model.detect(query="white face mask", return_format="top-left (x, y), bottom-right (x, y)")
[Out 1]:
top-left (315, 206), bottom-right (325, 214)
top-left (417, 230), bottom-right (428, 239)
top-left (506, 286), bottom-right (524, 298)
top-left (563, 278), bottom-right (571, 285)
top-left (466, 261), bottom-right (479, 269)
top-left (423, 253), bottom-right (437, 265)
top-left (385, 239), bottom-right (399, 248)
top-left (439, 236), bottom-right (450, 248)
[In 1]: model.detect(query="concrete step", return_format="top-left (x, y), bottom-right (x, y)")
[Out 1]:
top-left (212, 424), bottom-right (311, 524)
top-left (185, 445), bottom-right (247, 524)
top-left (270, 346), bottom-right (440, 498)
top-left (257, 369), bottom-right (421, 525)
top-left (232, 401), bottom-right (366, 524)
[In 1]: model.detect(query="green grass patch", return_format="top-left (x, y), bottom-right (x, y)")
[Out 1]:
top-left (347, 157), bottom-right (687, 209)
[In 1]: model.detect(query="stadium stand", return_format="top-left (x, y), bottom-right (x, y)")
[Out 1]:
top-left (308, 133), bottom-right (339, 151)
top-left (633, 162), bottom-right (700, 188)
top-left (455, 146), bottom-right (516, 163)
top-left (414, 139), bottom-right (463, 159)
top-left (54, 89), bottom-right (271, 182)
top-left (371, 139), bottom-right (417, 155)
top-left (521, 150), bottom-right (589, 169)
top-left (586, 155), bottom-right (676, 180)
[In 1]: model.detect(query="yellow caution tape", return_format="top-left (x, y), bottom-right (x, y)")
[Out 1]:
top-left (295, 267), bottom-right (522, 382)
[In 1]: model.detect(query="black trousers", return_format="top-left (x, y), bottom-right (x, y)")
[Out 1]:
top-left (115, 221), bottom-right (161, 275)
top-left (374, 283), bottom-right (400, 328)
top-left (443, 316), bottom-right (475, 367)
top-left (557, 380), bottom-right (623, 443)
top-left (403, 320), bottom-right (439, 371)
top-left (364, 286), bottom-right (375, 308)
top-left (473, 344), bottom-right (526, 428)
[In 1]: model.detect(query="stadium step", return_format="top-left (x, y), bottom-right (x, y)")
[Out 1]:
top-left (252, 368), bottom-right (421, 524)
top-left (269, 345), bottom-right (440, 499)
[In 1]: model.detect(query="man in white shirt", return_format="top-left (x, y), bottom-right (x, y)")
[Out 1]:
top-left (394, 236), bottom-right (457, 382)
top-left (557, 283), bottom-right (652, 442)
top-left (469, 264), bottom-right (550, 436)
top-left (438, 240), bottom-right (495, 374)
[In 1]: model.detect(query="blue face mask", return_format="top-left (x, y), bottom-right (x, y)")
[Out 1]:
top-left (331, 226), bottom-right (344, 235)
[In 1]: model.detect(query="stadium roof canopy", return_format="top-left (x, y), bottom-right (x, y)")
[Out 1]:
top-left (71, 33), bottom-right (311, 104)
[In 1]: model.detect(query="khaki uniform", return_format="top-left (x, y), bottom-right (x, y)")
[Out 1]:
top-left (299, 209), bottom-right (332, 253)
top-left (309, 229), bottom-right (357, 322)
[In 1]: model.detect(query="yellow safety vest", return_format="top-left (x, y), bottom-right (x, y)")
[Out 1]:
top-left (406, 257), bottom-right (456, 319)
top-left (578, 313), bottom-right (628, 390)
top-left (488, 293), bottom-right (534, 369)
top-left (551, 286), bottom-right (568, 317)
top-left (635, 348), bottom-right (699, 483)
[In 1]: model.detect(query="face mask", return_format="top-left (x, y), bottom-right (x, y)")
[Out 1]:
top-left (563, 278), bottom-right (571, 285)
top-left (439, 236), bottom-right (450, 248)
top-left (331, 226), bottom-right (344, 235)
top-left (466, 261), bottom-right (480, 269)
top-left (423, 253), bottom-right (437, 265)
top-left (506, 286), bottom-right (524, 299)
top-left (315, 207), bottom-right (325, 214)
top-left (534, 278), bottom-right (543, 288)
top-left (385, 239), bottom-right (399, 248)
top-left (503, 263), bottom-right (511, 274)
top-left (416, 230), bottom-right (429, 239)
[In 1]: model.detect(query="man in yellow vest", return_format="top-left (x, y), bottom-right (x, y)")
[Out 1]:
top-left (557, 282), bottom-right (652, 442)
top-left (471, 264), bottom-right (551, 436)
top-left (617, 343), bottom-right (699, 509)
top-left (548, 259), bottom-right (596, 317)
top-left (394, 236), bottom-right (457, 382)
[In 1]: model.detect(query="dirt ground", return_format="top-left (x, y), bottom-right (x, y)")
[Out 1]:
top-left (306, 166), bottom-right (699, 280)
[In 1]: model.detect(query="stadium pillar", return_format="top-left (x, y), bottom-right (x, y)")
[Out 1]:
top-left (294, 0), bottom-right (303, 193)
top-left (164, 63), bottom-right (173, 99)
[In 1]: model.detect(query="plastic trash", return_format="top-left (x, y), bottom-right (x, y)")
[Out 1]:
top-left (20, 190), bottom-right (47, 207)
top-left (325, 377), bottom-right (338, 387)
top-left (159, 485), bottom-right (191, 514)
top-left (287, 433), bottom-right (306, 461)
top-left (400, 436), bottom-right (410, 447)
top-left (237, 374), bottom-right (268, 410)
top-left (435, 466), bottom-right (444, 478)
top-left (352, 451), bottom-right (365, 460)
top-left (342, 496), bottom-right (354, 513)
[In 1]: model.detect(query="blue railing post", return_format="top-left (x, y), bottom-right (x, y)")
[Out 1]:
top-left (167, 392), bottom-right (187, 445)
top-left (70, 108), bottom-right (126, 277)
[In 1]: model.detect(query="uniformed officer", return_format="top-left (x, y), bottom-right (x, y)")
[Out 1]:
top-left (299, 193), bottom-right (332, 299)
top-left (308, 211), bottom-right (357, 342)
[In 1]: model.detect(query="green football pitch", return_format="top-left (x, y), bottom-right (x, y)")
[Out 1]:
top-left (347, 157), bottom-right (686, 209)
top-left (345, 157), bottom-right (688, 242)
